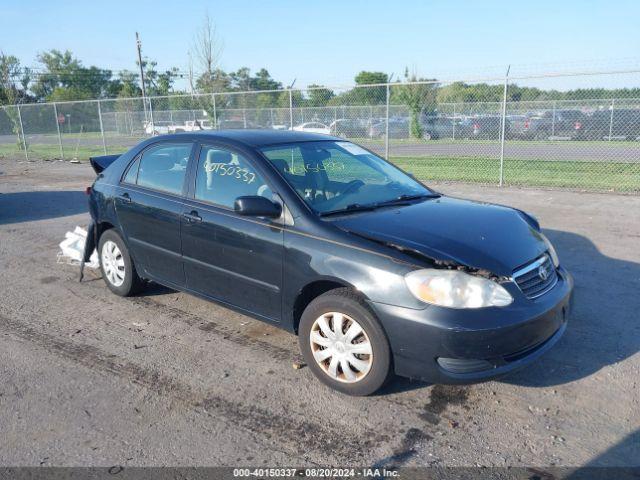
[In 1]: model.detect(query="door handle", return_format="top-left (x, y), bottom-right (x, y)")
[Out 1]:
top-left (183, 211), bottom-right (202, 223)
top-left (119, 192), bottom-right (132, 204)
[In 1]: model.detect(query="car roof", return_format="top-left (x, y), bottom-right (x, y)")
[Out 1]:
top-left (165, 129), bottom-right (342, 147)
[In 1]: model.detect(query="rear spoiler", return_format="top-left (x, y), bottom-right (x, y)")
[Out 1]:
top-left (89, 154), bottom-right (121, 174)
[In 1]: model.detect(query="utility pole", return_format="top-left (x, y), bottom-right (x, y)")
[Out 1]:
top-left (136, 32), bottom-right (148, 123)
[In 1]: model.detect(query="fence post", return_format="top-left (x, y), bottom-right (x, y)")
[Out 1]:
top-left (384, 83), bottom-right (390, 160)
top-left (499, 66), bottom-right (510, 187)
top-left (452, 102), bottom-right (456, 140)
top-left (53, 103), bottom-right (64, 159)
top-left (16, 104), bottom-right (28, 161)
top-left (97, 100), bottom-right (107, 154)
top-left (608, 98), bottom-right (615, 141)
top-left (212, 93), bottom-right (218, 129)
top-left (289, 89), bottom-right (293, 129)
top-left (148, 97), bottom-right (155, 135)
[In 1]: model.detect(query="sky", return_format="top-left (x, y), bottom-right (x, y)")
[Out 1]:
top-left (2, 0), bottom-right (640, 91)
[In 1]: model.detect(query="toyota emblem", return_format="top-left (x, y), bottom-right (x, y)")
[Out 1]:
top-left (538, 265), bottom-right (548, 281)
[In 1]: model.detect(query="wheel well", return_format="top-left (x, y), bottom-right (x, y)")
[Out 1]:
top-left (96, 221), bottom-right (115, 241)
top-left (292, 280), bottom-right (350, 334)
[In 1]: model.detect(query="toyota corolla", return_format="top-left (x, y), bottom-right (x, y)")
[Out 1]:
top-left (84, 130), bottom-right (573, 396)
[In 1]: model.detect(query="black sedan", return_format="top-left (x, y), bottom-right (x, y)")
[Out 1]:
top-left (85, 130), bottom-right (573, 395)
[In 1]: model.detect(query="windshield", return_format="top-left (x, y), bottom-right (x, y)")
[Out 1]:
top-left (260, 141), bottom-right (434, 215)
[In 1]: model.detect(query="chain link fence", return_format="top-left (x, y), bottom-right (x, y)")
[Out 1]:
top-left (2, 70), bottom-right (639, 193)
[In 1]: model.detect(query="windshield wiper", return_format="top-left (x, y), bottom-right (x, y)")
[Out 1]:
top-left (319, 203), bottom-right (379, 217)
top-left (320, 193), bottom-right (441, 217)
top-left (375, 192), bottom-right (441, 206)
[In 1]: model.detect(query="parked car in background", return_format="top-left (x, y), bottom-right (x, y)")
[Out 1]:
top-left (292, 122), bottom-right (331, 135)
top-left (216, 119), bottom-right (259, 130)
top-left (576, 108), bottom-right (640, 141)
top-left (458, 115), bottom-right (505, 140)
top-left (329, 119), bottom-right (369, 138)
top-left (368, 118), bottom-right (407, 139)
top-left (421, 115), bottom-right (457, 140)
top-left (369, 116), bottom-right (458, 140)
top-left (510, 110), bottom-right (585, 140)
top-left (143, 121), bottom-right (174, 135)
top-left (170, 119), bottom-right (213, 133)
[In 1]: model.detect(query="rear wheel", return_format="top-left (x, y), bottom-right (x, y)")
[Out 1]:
top-left (98, 229), bottom-right (144, 297)
top-left (299, 288), bottom-right (392, 396)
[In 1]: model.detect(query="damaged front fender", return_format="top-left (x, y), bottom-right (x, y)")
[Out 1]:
top-left (79, 221), bottom-right (97, 281)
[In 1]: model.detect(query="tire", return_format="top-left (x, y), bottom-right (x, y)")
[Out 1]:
top-left (298, 288), bottom-right (392, 396)
top-left (98, 229), bottom-right (144, 297)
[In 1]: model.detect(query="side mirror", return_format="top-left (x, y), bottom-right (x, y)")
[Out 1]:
top-left (234, 196), bottom-right (282, 218)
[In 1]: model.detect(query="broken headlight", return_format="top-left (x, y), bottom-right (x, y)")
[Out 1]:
top-left (404, 269), bottom-right (513, 309)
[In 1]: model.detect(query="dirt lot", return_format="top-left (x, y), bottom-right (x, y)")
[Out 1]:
top-left (0, 157), bottom-right (638, 468)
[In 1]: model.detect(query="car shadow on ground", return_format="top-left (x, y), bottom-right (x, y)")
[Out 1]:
top-left (0, 190), bottom-right (87, 225)
top-left (567, 428), bottom-right (640, 470)
top-left (504, 228), bottom-right (640, 388)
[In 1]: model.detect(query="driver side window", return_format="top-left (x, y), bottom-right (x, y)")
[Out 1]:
top-left (195, 146), bottom-right (272, 208)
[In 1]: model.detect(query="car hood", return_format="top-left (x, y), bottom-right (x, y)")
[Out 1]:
top-left (332, 196), bottom-right (546, 276)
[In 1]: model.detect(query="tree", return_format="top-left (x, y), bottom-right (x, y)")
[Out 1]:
top-left (190, 12), bottom-right (224, 94)
top-left (114, 71), bottom-right (142, 135)
top-left (31, 49), bottom-right (114, 101)
top-left (394, 68), bottom-right (438, 139)
top-left (306, 84), bottom-right (334, 107)
top-left (354, 71), bottom-right (388, 85)
top-left (0, 52), bottom-right (30, 105)
top-left (335, 71), bottom-right (389, 105)
top-left (137, 57), bottom-right (178, 96)
top-left (0, 52), bottom-right (31, 149)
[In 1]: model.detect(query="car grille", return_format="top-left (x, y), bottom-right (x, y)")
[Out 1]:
top-left (513, 254), bottom-right (558, 299)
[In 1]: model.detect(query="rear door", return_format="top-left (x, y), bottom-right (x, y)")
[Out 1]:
top-left (115, 141), bottom-right (194, 287)
top-left (180, 143), bottom-right (284, 321)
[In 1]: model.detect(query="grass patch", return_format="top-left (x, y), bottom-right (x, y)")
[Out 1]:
top-left (391, 156), bottom-right (640, 192)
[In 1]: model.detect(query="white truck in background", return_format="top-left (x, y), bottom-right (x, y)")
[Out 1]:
top-left (170, 119), bottom-right (213, 133)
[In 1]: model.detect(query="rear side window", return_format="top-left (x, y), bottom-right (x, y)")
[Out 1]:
top-left (122, 157), bottom-right (140, 184)
top-left (135, 143), bottom-right (192, 195)
top-left (195, 146), bottom-right (272, 208)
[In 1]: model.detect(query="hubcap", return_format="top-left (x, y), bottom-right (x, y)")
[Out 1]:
top-left (309, 312), bottom-right (373, 383)
top-left (101, 240), bottom-right (125, 287)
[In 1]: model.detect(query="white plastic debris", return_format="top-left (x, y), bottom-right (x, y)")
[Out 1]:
top-left (57, 226), bottom-right (99, 269)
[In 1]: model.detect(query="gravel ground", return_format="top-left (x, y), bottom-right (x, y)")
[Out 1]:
top-left (0, 157), bottom-right (638, 468)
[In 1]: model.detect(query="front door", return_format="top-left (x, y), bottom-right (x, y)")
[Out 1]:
top-left (115, 142), bottom-right (193, 287)
top-left (181, 144), bottom-right (283, 321)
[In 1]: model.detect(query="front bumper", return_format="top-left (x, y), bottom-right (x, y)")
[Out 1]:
top-left (368, 266), bottom-right (574, 384)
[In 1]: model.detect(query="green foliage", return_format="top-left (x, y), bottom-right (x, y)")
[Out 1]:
top-left (354, 71), bottom-right (388, 85)
top-left (137, 57), bottom-right (178, 97)
top-left (31, 49), bottom-right (116, 102)
top-left (303, 85), bottom-right (335, 107)
top-left (335, 71), bottom-right (389, 106)
top-left (0, 52), bottom-right (30, 149)
top-left (48, 86), bottom-right (92, 102)
top-left (394, 69), bottom-right (438, 139)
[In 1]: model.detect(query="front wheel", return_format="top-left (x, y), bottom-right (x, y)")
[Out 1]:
top-left (98, 229), bottom-right (144, 297)
top-left (299, 288), bottom-right (392, 396)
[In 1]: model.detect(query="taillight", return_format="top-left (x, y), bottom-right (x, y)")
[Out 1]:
top-left (574, 122), bottom-right (582, 130)
top-left (524, 120), bottom-right (530, 129)
top-left (85, 186), bottom-right (92, 195)
top-left (473, 123), bottom-right (480, 130)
